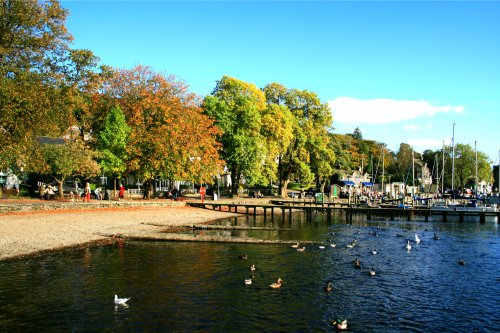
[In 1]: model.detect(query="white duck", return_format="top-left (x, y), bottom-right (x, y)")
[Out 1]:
top-left (244, 276), bottom-right (253, 285)
top-left (415, 234), bottom-right (421, 244)
top-left (114, 294), bottom-right (130, 305)
top-left (405, 240), bottom-right (412, 251)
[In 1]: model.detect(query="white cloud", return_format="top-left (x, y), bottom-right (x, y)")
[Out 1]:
top-left (328, 97), bottom-right (464, 124)
top-left (403, 124), bottom-right (420, 131)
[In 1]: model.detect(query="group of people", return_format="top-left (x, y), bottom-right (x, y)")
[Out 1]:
top-left (165, 188), bottom-right (179, 200)
top-left (39, 184), bottom-right (55, 200)
top-left (38, 180), bottom-right (128, 201)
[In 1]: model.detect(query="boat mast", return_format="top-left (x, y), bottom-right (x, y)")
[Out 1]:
top-left (412, 149), bottom-right (415, 207)
top-left (475, 141), bottom-right (478, 197)
top-left (435, 154), bottom-right (439, 194)
top-left (441, 140), bottom-right (445, 196)
top-left (381, 145), bottom-right (385, 197)
top-left (451, 123), bottom-right (456, 197)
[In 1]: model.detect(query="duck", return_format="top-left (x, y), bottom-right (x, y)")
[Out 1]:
top-left (405, 240), bottom-right (412, 251)
top-left (369, 267), bottom-right (376, 276)
top-left (433, 233), bottom-right (440, 240)
top-left (324, 281), bottom-right (333, 292)
top-left (333, 319), bottom-right (348, 330)
top-left (354, 258), bottom-right (361, 268)
top-left (415, 234), bottom-right (421, 244)
top-left (249, 264), bottom-right (256, 271)
top-left (329, 243), bottom-right (337, 248)
top-left (296, 246), bottom-right (306, 252)
top-left (269, 278), bottom-right (283, 289)
top-left (371, 249), bottom-right (377, 255)
top-left (319, 245), bottom-right (326, 250)
top-left (290, 242), bottom-right (300, 249)
top-left (238, 254), bottom-right (248, 260)
top-left (458, 259), bottom-right (466, 265)
top-left (244, 276), bottom-right (253, 285)
top-left (114, 294), bottom-right (130, 305)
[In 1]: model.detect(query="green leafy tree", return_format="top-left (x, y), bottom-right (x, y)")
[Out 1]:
top-left (36, 139), bottom-right (100, 197)
top-left (263, 84), bottom-right (334, 197)
top-left (204, 76), bottom-right (266, 196)
top-left (453, 143), bottom-right (491, 190)
top-left (97, 106), bottom-right (130, 198)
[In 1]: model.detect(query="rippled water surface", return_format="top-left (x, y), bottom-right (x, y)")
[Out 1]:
top-left (0, 212), bottom-right (499, 332)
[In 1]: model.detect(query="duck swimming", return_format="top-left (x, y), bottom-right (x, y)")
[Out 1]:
top-left (249, 264), bottom-right (256, 271)
top-left (269, 278), bottom-right (283, 289)
top-left (238, 254), bottom-right (248, 260)
top-left (458, 259), bottom-right (466, 265)
top-left (405, 240), bottom-right (412, 251)
top-left (415, 234), bottom-right (421, 244)
top-left (290, 242), bottom-right (300, 249)
top-left (296, 246), bottom-right (306, 252)
top-left (369, 267), bottom-right (376, 276)
top-left (333, 319), bottom-right (348, 330)
top-left (324, 281), bottom-right (333, 292)
top-left (244, 276), bottom-right (253, 285)
top-left (354, 258), bottom-right (361, 268)
top-left (114, 295), bottom-right (130, 305)
top-left (433, 233), bottom-right (440, 240)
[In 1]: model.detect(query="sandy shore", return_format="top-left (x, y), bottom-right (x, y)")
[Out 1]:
top-left (0, 204), bottom-right (241, 261)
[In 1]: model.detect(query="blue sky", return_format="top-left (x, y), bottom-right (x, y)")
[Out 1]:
top-left (62, 1), bottom-right (500, 164)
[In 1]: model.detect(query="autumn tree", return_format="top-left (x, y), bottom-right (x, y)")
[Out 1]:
top-left (204, 76), bottom-right (266, 196)
top-left (0, 0), bottom-right (74, 172)
top-left (101, 66), bottom-right (223, 198)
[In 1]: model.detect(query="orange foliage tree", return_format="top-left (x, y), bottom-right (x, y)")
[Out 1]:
top-left (100, 66), bottom-right (223, 197)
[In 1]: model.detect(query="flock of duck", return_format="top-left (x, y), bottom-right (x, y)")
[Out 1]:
top-left (236, 224), bottom-right (468, 331)
top-left (113, 224), bottom-right (467, 331)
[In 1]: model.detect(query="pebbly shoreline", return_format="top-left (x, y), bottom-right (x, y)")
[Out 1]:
top-left (0, 200), bottom-right (242, 261)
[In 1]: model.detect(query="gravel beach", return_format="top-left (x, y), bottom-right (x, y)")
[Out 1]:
top-left (0, 202), bottom-right (240, 261)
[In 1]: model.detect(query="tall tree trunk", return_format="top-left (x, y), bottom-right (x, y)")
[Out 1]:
top-left (230, 167), bottom-right (237, 197)
top-left (56, 178), bottom-right (64, 198)
top-left (280, 179), bottom-right (290, 198)
top-left (278, 155), bottom-right (282, 197)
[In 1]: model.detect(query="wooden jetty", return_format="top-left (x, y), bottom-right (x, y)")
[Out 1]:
top-left (187, 201), bottom-right (500, 223)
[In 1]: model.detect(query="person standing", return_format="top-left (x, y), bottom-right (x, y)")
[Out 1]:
top-left (119, 184), bottom-right (125, 200)
top-left (84, 182), bottom-right (91, 202)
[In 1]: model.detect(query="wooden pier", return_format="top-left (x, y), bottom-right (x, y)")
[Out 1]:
top-left (187, 201), bottom-right (500, 223)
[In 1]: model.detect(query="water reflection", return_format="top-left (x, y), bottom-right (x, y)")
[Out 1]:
top-left (0, 212), bottom-right (498, 332)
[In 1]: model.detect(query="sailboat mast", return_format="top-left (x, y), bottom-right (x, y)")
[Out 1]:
top-left (451, 123), bottom-right (456, 196)
top-left (441, 140), bottom-right (445, 196)
top-left (475, 141), bottom-right (478, 197)
top-left (381, 145), bottom-right (385, 196)
top-left (412, 149), bottom-right (415, 197)
top-left (435, 154), bottom-right (439, 194)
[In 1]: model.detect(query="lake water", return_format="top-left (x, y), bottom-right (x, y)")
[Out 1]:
top-left (0, 211), bottom-right (499, 332)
